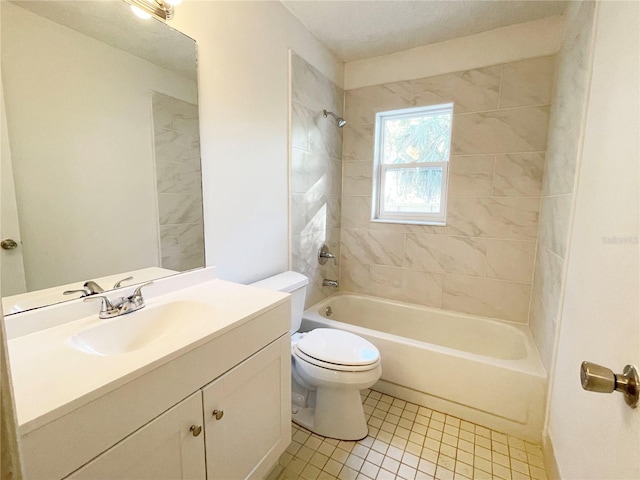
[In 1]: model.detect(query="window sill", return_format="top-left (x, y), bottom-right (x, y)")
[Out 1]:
top-left (370, 218), bottom-right (446, 227)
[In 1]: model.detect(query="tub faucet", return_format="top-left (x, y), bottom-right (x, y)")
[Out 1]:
top-left (323, 279), bottom-right (339, 288)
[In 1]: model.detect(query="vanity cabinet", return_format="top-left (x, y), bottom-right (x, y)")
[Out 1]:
top-left (16, 289), bottom-right (292, 480)
top-left (63, 335), bottom-right (290, 480)
top-left (67, 393), bottom-right (206, 480)
top-left (203, 334), bottom-right (290, 480)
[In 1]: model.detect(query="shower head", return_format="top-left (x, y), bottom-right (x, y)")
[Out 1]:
top-left (323, 109), bottom-right (347, 128)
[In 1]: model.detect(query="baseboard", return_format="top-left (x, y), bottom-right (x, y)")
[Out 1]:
top-left (542, 433), bottom-right (561, 480)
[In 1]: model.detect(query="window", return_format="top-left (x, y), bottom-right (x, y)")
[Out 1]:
top-left (372, 103), bottom-right (453, 225)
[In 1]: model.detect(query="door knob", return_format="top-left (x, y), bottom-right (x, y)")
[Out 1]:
top-left (189, 425), bottom-right (202, 437)
top-left (1, 239), bottom-right (18, 250)
top-left (580, 361), bottom-right (639, 407)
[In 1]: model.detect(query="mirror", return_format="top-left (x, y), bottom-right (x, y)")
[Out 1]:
top-left (1, 1), bottom-right (204, 314)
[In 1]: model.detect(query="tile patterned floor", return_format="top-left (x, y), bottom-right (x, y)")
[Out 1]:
top-left (268, 389), bottom-right (547, 480)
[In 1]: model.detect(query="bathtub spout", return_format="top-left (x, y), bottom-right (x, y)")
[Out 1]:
top-left (322, 279), bottom-right (339, 288)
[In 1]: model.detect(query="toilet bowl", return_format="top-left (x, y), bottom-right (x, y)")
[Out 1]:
top-left (251, 272), bottom-right (381, 440)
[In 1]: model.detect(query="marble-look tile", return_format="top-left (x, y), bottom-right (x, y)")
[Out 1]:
top-left (291, 149), bottom-right (342, 195)
top-left (342, 124), bottom-right (374, 161)
top-left (448, 156), bottom-right (495, 196)
top-left (447, 197), bottom-right (540, 240)
top-left (404, 234), bottom-right (487, 276)
top-left (500, 56), bottom-right (556, 108)
top-left (178, 222), bottom-right (205, 253)
top-left (291, 53), bottom-right (343, 117)
top-left (152, 92), bottom-right (199, 132)
top-left (154, 129), bottom-right (201, 164)
top-left (452, 106), bottom-right (550, 154)
top-left (292, 193), bottom-right (341, 236)
top-left (370, 266), bottom-right (443, 308)
top-left (339, 260), bottom-right (371, 294)
top-left (542, 4), bottom-right (594, 196)
top-left (486, 240), bottom-right (536, 283)
top-left (341, 195), bottom-right (372, 229)
top-left (309, 107), bottom-right (343, 160)
top-left (538, 194), bottom-right (572, 258)
top-left (158, 193), bottom-right (203, 225)
top-left (341, 229), bottom-right (404, 267)
top-left (156, 160), bottom-right (202, 195)
top-left (161, 223), bottom-right (205, 254)
top-left (528, 246), bottom-right (564, 370)
top-left (343, 161), bottom-right (373, 196)
top-left (160, 233), bottom-right (180, 256)
top-left (411, 66), bottom-right (501, 113)
top-left (162, 250), bottom-right (204, 272)
top-left (493, 153), bottom-right (544, 197)
top-left (345, 82), bottom-right (413, 125)
top-left (442, 275), bottom-right (531, 323)
top-left (291, 100), bottom-right (311, 150)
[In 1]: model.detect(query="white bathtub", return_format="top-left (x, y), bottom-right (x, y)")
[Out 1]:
top-left (301, 293), bottom-right (547, 441)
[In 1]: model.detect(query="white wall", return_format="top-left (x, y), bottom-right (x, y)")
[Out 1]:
top-left (345, 15), bottom-right (564, 90)
top-left (1, 3), bottom-right (197, 290)
top-left (546, 1), bottom-right (639, 477)
top-left (170, 1), bottom-right (343, 283)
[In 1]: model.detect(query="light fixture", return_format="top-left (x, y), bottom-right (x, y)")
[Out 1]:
top-left (125, 0), bottom-right (177, 21)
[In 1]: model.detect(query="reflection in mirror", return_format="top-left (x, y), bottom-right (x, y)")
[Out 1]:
top-left (1, 1), bottom-right (204, 314)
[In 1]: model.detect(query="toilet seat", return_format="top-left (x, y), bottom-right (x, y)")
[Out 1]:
top-left (293, 329), bottom-right (380, 372)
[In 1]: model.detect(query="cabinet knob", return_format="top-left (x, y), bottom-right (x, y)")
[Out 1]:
top-left (212, 409), bottom-right (224, 420)
top-left (190, 424), bottom-right (202, 437)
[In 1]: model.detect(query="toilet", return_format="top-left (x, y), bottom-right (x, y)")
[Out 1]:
top-left (251, 271), bottom-right (381, 441)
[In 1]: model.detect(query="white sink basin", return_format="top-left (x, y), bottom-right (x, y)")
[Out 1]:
top-left (69, 301), bottom-right (214, 356)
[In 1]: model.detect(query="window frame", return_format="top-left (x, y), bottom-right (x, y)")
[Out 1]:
top-left (371, 103), bottom-right (453, 226)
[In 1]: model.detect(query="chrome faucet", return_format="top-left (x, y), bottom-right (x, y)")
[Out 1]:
top-left (318, 244), bottom-right (337, 265)
top-left (64, 280), bottom-right (105, 297)
top-left (64, 276), bottom-right (135, 297)
top-left (322, 279), bottom-right (339, 288)
top-left (84, 281), bottom-right (154, 319)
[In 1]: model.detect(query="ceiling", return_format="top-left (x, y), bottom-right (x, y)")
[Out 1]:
top-left (281, 0), bottom-right (568, 62)
top-left (12, 1), bottom-right (197, 80)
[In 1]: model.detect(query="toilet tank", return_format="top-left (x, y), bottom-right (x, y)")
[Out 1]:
top-left (250, 271), bottom-right (309, 333)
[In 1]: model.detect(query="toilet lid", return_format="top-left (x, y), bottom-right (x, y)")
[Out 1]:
top-left (294, 329), bottom-right (380, 367)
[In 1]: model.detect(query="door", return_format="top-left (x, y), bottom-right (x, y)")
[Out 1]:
top-left (66, 392), bottom-right (206, 480)
top-left (203, 335), bottom-right (291, 480)
top-left (1, 86), bottom-right (26, 296)
top-left (546, 2), bottom-right (639, 478)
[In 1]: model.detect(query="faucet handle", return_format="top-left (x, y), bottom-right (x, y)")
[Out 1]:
top-left (84, 295), bottom-right (117, 318)
top-left (318, 244), bottom-right (338, 265)
top-left (63, 288), bottom-right (90, 297)
top-left (113, 276), bottom-right (134, 289)
top-left (132, 281), bottom-right (154, 298)
top-left (83, 281), bottom-right (105, 294)
top-left (128, 281), bottom-right (155, 308)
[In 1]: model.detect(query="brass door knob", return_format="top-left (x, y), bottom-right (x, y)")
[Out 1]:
top-left (190, 425), bottom-right (202, 437)
top-left (212, 409), bottom-right (224, 420)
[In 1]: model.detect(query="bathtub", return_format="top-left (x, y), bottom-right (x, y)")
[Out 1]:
top-left (301, 293), bottom-right (547, 441)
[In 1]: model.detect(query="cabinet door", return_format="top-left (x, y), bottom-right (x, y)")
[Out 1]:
top-left (66, 392), bottom-right (205, 480)
top-left (203, 335), bottom-right (291, 480)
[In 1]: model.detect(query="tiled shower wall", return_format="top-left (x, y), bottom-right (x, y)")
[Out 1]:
top-left (340, 57), bottom-right (555, 323)
top-left (151, 92), bottom-right (205, 272)
top-left (290, 53), bottom-right (344, 308)
top-left (529, 2), bottom-right (596, 370)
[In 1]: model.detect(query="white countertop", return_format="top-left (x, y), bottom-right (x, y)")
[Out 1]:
top-left (7, 269), bottom-right (289, 434)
